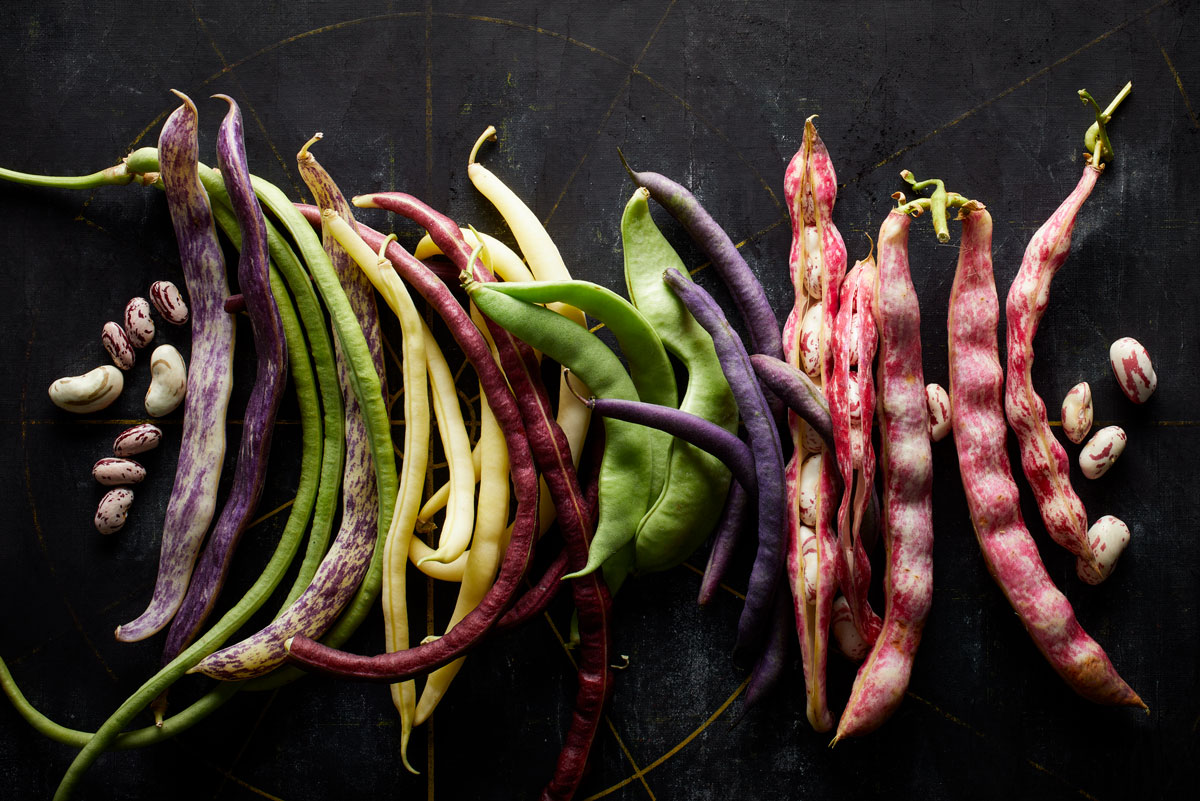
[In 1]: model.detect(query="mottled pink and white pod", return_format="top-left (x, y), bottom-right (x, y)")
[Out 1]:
top-left (803, 225), bottom-right (823, 299)
top-left (95, 488), bottom-right (134, 535)
top-left (798, 303), bottom-right (824, 377)
top-left (101, 321), bottom-right (135, 370)
top-left (1077, 515), bottom-right (1131, 584)
top-left (832, 595), bottom-right (869, 661)
top-left (1109, 337), bottom-right (1156, 404)
top-left (124, 297), bottom-right (155, 348)
top-left (1060, 382), bottom-right (1093, 445)
top-left (799, 525), bottom-right (819, 602)
top-left (150, 280), bottom-right (190, 325)
top-left (113, 423), bottom-right (163, 457)
top-left (92, 458), bottom-right (146, 486)
top-left (798, 454), bottom-right (821, 527)
top-left (1079, 426), bottom-right (1126, 479)
top-left (926, 383), bottom-right (951, 442)
top-left (847, 372), bottom-right (865, 466)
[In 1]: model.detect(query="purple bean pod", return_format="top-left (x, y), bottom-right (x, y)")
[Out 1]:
top-left (621, 155), bottom-right (783, 364)
top-left (115, 92), bottom-right (235, 643)
top-left (663, 268), bottom-right (785, 659)
top-left (586, 396), bottom-right (756, 495)
top-left (739, 588), bottom-right (793, 716)
top-left (698, 483), bottom-right (750, 606)
top-left (748, 354), bottom-right (833, 446)
top-left (160, 96), bottom-right (288, 664)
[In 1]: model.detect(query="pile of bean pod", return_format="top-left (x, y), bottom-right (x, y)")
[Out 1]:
top-left (0, 80), bottom-right (1152, 800)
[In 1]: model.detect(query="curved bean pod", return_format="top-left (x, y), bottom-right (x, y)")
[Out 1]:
top-left (663, 268), bottom-right (785, 659)
top-left (949, 204), bottom-right (1143, 707)
top-left (115, 92), bottom-right (235, 643)
top-left (748, 355), bottom-right (833, 446)
top-left (835, 207), bottom-right (934, 741)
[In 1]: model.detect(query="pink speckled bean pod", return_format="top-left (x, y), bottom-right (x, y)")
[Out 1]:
top-left (783, 117), bottom-right (847, 732)
top-left (949, 204), bottom-right (1143, 708)
top-left (1004, 163), bottom-right (1103, 579)
top-left (835, 206), bottom-right (934, 741)
top-left (829, 258), bottom-right (882, 647)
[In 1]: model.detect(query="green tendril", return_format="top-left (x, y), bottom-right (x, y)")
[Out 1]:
top-left (1082, 81), bottom-right (1131, 163)
top-left (899, 171), bottom-right (951, 241)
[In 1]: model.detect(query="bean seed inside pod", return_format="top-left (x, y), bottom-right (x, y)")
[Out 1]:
top-left (150, 280), bottom-right (189, 325)
top-left (1076, 515), bottom-right (1131, 584)
top-left (803, 225), bottom-right (823, 299)
top-left (1060, 381), bottom-right (1093, 444)
top-left (124, 297), bottom-right (155, 348)
top-left (113, 423), bottom-right (163, 457)
top-left (798, 302), bottom-right (824, 378)
top-left (100, 321), bottom-right (135, 370)
top-left (798, 453), bottom-right (822, 527)
top-left (832, 595), bottom-right (869, 661)
top-left (95, 487), bottom-right (134, 535)
top-left (799, 524), bottom-right (819, 602)
top-left (1079, 425), bottom-right (1126, 479)
top-left (92, 458), bottom-right (146, 486)
top-left (1109, 336), bottom-right (1156, 404)
top-left (926, 383), bottom-right (951, 442)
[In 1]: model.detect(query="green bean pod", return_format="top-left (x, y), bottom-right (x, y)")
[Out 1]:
top-left (465, 279), bottom-right (652, 582)
top-left (482, 278), bottom-right (676, 500)
top-left (620, 188), bottom-right (738, 573)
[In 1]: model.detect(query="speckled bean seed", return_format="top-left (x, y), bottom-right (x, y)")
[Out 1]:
top-left (1061, 382), bottom-right (1093, 444)
top-left (150, 280), bottom-right (190, 325)
top-left (1076, 515), bottom-right (1131, 584)
top-left (926, 383), bottom-right (951, 442)
top-left (1079, 425), bottom-right (1126, 479)
top-left (48, 365), bottom-right (123, 413)
top-left (1109, 337), bottom-right (1156, 404)
top-left (113, 423), bottom-right (163, 457)
top-left (145, 344), bottom-right (187, 417)
top-left (803, 225), bottom-right (823, 299)
top-left (798, 302), bottom-right (824, 377)
top-left (124, 297), bottom-right (155, 348)
top-left (798, 453), bottom-right (821, 527)
top-left (801, 423), bottom-right (824, 454)
top-left (92, 458), bottom-right (146, 486)
top-left (800, 525), bottom-right (818, 603)
top-left (101, 322), bottom-right (135, 370)
top-left (832, 595), bottom-right (869, 661)
top-left (95, 488), bottom-right (134, 535)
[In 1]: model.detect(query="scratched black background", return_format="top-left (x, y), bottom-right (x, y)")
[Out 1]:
top-left (1, 2), bottom-right (1198, 799)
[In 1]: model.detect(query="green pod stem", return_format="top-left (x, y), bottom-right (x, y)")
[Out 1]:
top-left (466, 280), bottom-right (653, 582)
top-left (620, 188), bottom-right (738, 574)
top-left (1081, 82), bottom-right (1130, 163)
top-left (483, 278), bottom-right (677, 503)
top-left (0, 161), bottom-right (149, 188)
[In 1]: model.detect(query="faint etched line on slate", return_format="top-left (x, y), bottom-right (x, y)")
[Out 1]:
top-left (1154, 36), bottom-right (1200, 129)
top-left (541, 1), bottom-right (679, 228)
top-left (211, 688), bottom-right (285, 800)
top-left (425, 0), bottom-right (435, 202)
top-left (11, 581), bottom-right (154, 666)
top-left (906, 692), bottom-right (1102, 801)
top-left (859, 0), bottom-right (1175, 181)
top-left (542, 612), bottom-right (657, 799)
top-left (191, 4), bottom-right (309, 204)
top-left (581, 677), bottom-right (750, 801)
top-left (679, 561), bottom-right (746, 601)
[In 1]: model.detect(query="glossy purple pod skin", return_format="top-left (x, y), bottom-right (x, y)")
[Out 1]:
top-left (161, 95), bottom-right (288, 664)
top-left (116, 92), bottom-right (235, 643)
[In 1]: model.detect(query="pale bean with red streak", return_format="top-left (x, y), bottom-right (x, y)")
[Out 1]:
top-left (150, 280), bottom-right (190, 325)
top-left (831, 596), bottom-right (868, 661)
top-left (101, 322), bottom-right (135, 370)
top-left (113, 423), bottom-right (162, 457)
top-left (1061, 382), bottom-right (1093, 444)
top-left (1080, 425), bottom-right (1126, 479)
top-left (798, 302), bottom-right (824, 377)
top-left (1109, 337), bottom-right (1156, 404)
top-left (1078, 515), bottom-right (1131, 583)
top-left (92, 458), bottom-right (146, 486)
top-left (124, 297), bottom-right (155, 348)
top-left (48, 365), bottom-right (123, 413)
top-left (95, 488), bottom-right (134, 535)
top-left (926, 383), bottom-right (951, 442)
top-left (798, 454), bottom-right (821, 527)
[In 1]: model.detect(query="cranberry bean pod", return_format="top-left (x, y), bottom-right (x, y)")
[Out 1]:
top-left (115, 93), bottom-right (234, 643)
top-left (948, 205), bottom-right (1142, 707)
top-left (1004, 163), bottom-right (1102, 575)
top-left (160, 96), bottom-right (289, 671)
top-left (663, 267), bottom-right (786, 659)
top-left (835, 207), bottom-right (934, 741)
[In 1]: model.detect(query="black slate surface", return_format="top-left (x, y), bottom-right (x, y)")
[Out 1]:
top-left (1, 2), bottom-right (1198, 799)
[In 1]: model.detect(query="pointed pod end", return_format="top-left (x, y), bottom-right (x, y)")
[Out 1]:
top-left (468, 125), bottom-right (498, 165)
top-left (283, 636), bottom-right (295, 652)
top-left (352, 194), bottom-right (378, 209)
top-left (168, 89), bottom-right (197, 114)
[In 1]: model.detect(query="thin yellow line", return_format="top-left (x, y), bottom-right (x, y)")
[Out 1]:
top-left (1157, 39), bottom-right (1200, 129)
top-left (425, 0), bottom-right (435, 201)
top-left (246, 498), bottom-right (296, 530)
top-left (864, 0), bottom-right (1173, 175)
top-left (678, 561), bottom-right (746, 601)
top-left (581, 677), bottom-right (750, 801)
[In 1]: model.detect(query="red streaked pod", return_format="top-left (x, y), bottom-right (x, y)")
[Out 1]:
top-left (829, 258), bottom-right (882, 646)
top-left (948, 204), bottom-right (1143, 707)
top-left (850, 261), bottom-right (881, 564)
top-left (835, 206), bottom-right (934, 742)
